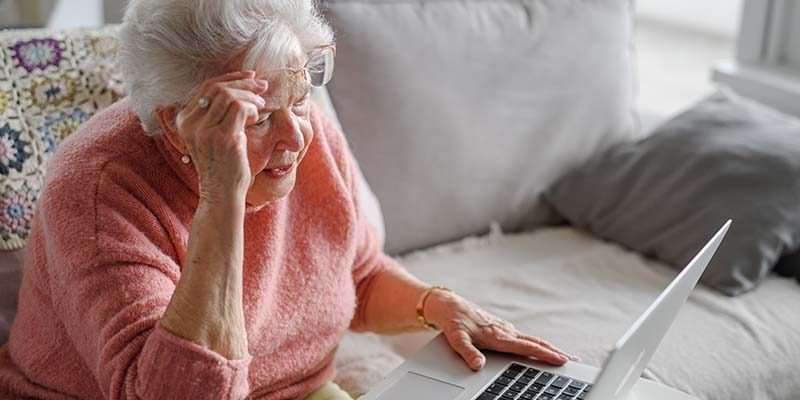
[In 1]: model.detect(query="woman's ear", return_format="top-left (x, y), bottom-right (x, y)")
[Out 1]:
top-left (155, 106), bottom-right (188, 154)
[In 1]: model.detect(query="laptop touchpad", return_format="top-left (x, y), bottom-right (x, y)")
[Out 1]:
top-left (377, 371), bottom-right (464, 400)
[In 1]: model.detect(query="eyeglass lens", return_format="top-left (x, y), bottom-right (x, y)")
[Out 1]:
top-left (307, 48), bottom-right (335, 87)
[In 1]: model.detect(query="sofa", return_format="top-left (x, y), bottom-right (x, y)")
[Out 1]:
top-left (1, 1), bottom-right (799, 400)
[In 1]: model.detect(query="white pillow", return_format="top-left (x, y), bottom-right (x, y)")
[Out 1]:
top-left (324, 0), bottom-right (639, 254)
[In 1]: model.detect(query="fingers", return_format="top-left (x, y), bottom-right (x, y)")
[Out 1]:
top-left (203, 88), bottom-right (266, 126)
top-left (183, 71), bottom-right (267, 120)
top-left (187, 71), bottom-right (255, 109)
top-left (444, 329), bottom-right (486, 371)
top-left (220, 78), bottom-right (269, 94)
top-left (211, 70), bottom-right (256, 82)
top-left (494, 336), bottom-right (568, 366)
top-left (218, 99), bottom-right (259, 138)
top-left (196, 70), bottom-right (257, 98)
top-left (518, 334), bottom-right (577, 361)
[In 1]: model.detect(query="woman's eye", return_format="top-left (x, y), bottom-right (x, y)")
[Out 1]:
top-left (294, 95), bottom-right (309, 108)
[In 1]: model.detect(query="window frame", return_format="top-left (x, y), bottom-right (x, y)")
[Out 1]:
top-left (713, 0), bottom-right (800, 117)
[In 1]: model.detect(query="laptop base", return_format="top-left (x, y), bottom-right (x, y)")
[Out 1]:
top-left (361, 334), bottom-right (698, 400)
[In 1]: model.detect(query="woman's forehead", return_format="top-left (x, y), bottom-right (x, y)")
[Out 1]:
top-left (259, 69), bottom-right (310, 109)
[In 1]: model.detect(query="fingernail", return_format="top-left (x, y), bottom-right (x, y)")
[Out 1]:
top-left (257, 80), bottom-right (269, 89)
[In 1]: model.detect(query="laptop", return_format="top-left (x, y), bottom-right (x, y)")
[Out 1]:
top-left (362, 220), bottom-right (731, 400)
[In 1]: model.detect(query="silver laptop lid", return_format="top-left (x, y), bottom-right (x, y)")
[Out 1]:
top-left (586, 220), bottom-right (731, 400)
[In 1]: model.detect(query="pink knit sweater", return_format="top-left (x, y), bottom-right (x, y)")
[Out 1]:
top-left (0, 99), bottom-right (399, 399)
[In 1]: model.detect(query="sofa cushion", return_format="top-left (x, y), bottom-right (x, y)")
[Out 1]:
top-left (545, 89), bottom-right (800, 296)
top-left (323, 0), bottom-right (638, 254)
top-left (335, 227), bottom-right (800, 399)
top-left (0, 27), bottom-right (125, 343)
top-left (0, 26), bottom-right (125, 251)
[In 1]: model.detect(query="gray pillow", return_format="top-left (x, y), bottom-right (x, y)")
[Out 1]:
top-left (323, 0), bottom-right (637, 254)
top-left (545, 89), bottom-right (800, 296)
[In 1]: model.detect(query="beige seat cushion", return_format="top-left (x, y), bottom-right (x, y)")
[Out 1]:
top-left (334, 227), bottom-right (800, 400)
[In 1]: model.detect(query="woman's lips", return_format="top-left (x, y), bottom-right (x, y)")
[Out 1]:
top-left (263, 163), bottom-right (294, 178)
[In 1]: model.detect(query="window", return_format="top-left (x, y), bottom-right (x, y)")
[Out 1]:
top-left (635, 0), bottom-right (740, 118)
top-left (713, 0), bottom-right (800, 117)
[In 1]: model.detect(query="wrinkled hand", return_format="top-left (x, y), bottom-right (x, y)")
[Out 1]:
top-left (175, 70), bottom-right (268, 203)
top-left (424, 289), bottom-right (575, 371)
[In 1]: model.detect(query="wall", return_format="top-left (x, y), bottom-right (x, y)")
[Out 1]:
top-left (47, 0), bottom-right (103, 29)
top-left (637, 0), bottom-right (744, 38)
top-left (786, 1), bottom-right (800, 68)
top-left (103, 0), bottom-right (126, 24)
top-left (0, 0), bottom-right (104, 29)
top-left (0, 0), bottom-right (57, 28)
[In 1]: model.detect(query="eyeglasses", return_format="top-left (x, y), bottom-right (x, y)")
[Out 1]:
top-left (271, 44), bottom-right (336, 87)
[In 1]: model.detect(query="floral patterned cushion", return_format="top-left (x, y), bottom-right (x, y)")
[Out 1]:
top-left (0, 26), bottom-right (124, 250)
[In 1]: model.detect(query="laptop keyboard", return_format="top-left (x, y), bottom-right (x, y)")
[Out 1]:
top-left (475, 363), bottom-right (593, 400)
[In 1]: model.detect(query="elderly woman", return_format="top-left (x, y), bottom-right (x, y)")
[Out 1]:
top-left (0, 1), bottom-right (572, 399)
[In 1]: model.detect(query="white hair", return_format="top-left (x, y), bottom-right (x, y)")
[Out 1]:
top-left (118, 0), bottom-right (334, 134)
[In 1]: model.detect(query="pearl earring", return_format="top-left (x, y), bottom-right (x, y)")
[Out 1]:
top-left (180, 155), bottom-right (190, 164)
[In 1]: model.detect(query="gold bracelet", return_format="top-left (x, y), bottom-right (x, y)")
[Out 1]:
top-left (415, 285), bottom-right (452, 330)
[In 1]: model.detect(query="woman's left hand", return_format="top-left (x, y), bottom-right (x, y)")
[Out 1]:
top-left (424, 289), bottom-right (575, 371)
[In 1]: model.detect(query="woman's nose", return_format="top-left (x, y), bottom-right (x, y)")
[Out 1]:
top-left (271, 110), bottom-right (304, 152)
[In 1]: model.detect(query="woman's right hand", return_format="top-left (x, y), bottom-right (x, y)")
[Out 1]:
top-left (175, 70), bottom-right (269, 203)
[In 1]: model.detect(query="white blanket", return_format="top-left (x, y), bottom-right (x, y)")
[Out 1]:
top-left (333, 227), bottom-right (800, 400)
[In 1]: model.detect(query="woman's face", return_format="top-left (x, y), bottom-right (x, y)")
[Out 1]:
top-left (243, 68), bottom-right (313, 207)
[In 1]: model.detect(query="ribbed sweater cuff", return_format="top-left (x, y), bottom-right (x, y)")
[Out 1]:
top-left (135, 324), bottom-right (251, 400)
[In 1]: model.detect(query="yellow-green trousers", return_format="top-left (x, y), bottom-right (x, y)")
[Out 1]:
top-left (303, 382), bottom-right (358, 400)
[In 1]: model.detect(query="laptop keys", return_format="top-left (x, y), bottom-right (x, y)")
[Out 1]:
top-left (568, 381), bottom-right (586, 391)
top-left (509, 382), bottom-right (526, 393)
top-left (478, 363), bottom-right (593, 400)
top-left (508, 363), bottom-right (526, 372)
top-left (486, 384), bottom-right (505, 395)
top-left (529, 383), bottom-right (545, 392)
top-left (534, 372), bottom-right (554, 385)
top-left (544, 386), bottom-right (561, 396)
top-left (495, 376), bottom-right (514, 386)
top-left (523, 368), bottom-right (540, 378)
top-left (503, 370), bottom-right (522, 379)
top-left (551, 376), bottom-right (570, 388)
top-left (562, 386), bottom-right (581, 396)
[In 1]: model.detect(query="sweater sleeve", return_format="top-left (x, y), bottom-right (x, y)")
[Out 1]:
top-left (42, 162), bottom-right (251, 400)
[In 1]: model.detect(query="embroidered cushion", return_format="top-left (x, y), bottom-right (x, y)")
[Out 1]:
top-left (0, 26), bottom-right (124, 250)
